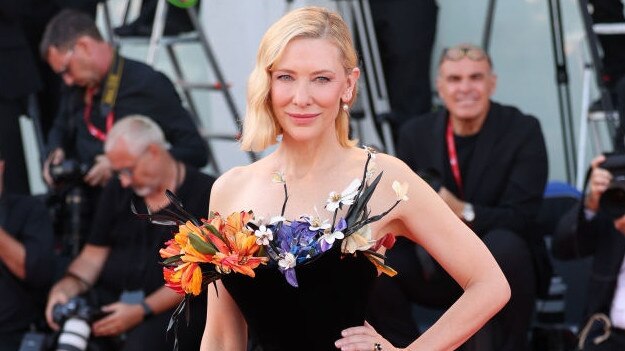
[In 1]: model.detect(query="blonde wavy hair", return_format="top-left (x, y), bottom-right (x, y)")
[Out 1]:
top-left (240, 6), bottom-right (359, 152)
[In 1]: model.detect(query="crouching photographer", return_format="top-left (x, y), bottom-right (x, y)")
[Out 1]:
top-left (553, 154), bottom-right (625, 350)
top-left (44, 116), bottom-right (214, 351)
top-left (0, 152), bottom-right (55, 350)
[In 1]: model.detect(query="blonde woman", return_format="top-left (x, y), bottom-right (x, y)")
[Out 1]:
top-left (201, 6), bottom-right (509, 351)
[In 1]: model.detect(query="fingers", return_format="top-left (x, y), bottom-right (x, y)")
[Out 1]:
top-left (92, 304), bottom-right (119, 336)
top-left (590, 154), bottom-right (606, 169)
top-left (43, 148), bottom-right (65, 187)
top-left (335, 324), bottom-right (393, 351)
top-left (589, 168), bottom-right (612, 192)
top-left (614, 216), bottom-right (625, 235)
top-left (45, 291), bottom-right (69, 331)
top-left (83, 156), bottom-right (112, 187)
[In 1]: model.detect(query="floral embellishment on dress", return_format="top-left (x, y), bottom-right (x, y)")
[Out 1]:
top-left (325, 178), bottom-right (360, 212)
top-left (148, 149), bottom-right (407, 290)
top-left (136, 147), bottom-right (407, 340)
top-left (393, 181), bottom-right (409, 202)
top-left (254, 225), bottom-right (274, 246)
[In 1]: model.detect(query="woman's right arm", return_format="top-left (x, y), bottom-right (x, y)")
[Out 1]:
top-left (201, 280), bottom-right (247, 350)
top-left (201, 170), bottom-right (248, 350)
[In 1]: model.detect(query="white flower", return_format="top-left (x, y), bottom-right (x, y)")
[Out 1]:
top-left (392, 181), bottom-right (409, 201)
top-left (325, 178), bottom-right (361, 212)
top-left (278, 252), bottom-right (296, 269)
top-left (269, 216), bottom-right (286, 225)
top-left (254, 225), bottom-right (273, 246)
top-left (341, 225), bottom-right (374, 254)
top-left (321, 230), bottom-right (345, 245)
top-left (304, 215), bottom-right (331, 232)
top-left (272, 171), bottom-right (286, 184)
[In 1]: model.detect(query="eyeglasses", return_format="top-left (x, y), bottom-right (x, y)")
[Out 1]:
top-left (441, 45), bottom-right (488, 62)
top-left (57, 49), bottom-right (74, 76)
top-left (112, 152), bottom-right (148, 180)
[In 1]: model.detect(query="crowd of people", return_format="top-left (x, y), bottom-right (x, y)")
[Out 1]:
top-left (1, 1), bottom-right (625, 351)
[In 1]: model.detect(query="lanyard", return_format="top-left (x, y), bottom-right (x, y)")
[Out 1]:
top-left (83, 87), bottom-right (114, 142)
top-left (446, 118), bottom-right (464, 199)
top-left (82, 52), bottom-right (124, 142)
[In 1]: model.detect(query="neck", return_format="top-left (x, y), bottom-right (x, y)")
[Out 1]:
top-left (95, 44), bottom-right (115, 82)
top-left (450, 111), bottom-right (488, 136)
top-left (145, 156), bottom-right (184, 210)
top-left (274, 132), bottom-right (347, 180)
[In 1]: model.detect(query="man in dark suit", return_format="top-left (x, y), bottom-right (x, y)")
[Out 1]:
top-left (367, 43), bottom-right (548, 351)
top-left (553, 154), bottom-right (625, 350)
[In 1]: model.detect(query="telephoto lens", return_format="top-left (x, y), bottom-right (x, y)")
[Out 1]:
top-left (56, 317), bottom-right (91, 351)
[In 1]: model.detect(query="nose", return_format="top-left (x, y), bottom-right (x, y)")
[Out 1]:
top-left (119, 174), bottom-right (132, 188)
top-left (62, 74), bottom-right (74, 87)
top-left (292, 81), bottom-right (312, 107)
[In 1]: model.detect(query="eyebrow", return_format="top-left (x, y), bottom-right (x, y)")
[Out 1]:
top-left (271, 68), bottom-right (336, 75)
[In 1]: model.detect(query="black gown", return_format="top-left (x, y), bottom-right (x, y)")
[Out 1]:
top-left (222, 241), bottom-right (378, 350)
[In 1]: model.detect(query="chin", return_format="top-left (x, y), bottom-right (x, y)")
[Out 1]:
top-left (133, 187), bottom-right (153, 197)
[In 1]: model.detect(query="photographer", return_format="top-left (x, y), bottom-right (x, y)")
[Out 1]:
top-left (45, 116), bottom-right (214, 351)
top-left (40, 9), bottom-right (208, 189)
top-left (0, 151), bottom-right (55, 350)
top-left (367, 43), bottom-right (549, 350)
top-left (553, 154), bottom-right (625, 350)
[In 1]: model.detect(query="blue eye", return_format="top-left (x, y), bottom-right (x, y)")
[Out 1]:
top-left (276, 74), bottom-right (293, 81)
top-left (314, 76), bottom-right (330, 83)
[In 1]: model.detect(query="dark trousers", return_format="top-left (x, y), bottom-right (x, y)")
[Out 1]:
top-left (588, 0), bottom-right (625, 150)
top-left (369, 0), bottom-right (438, 133)
top-left (367, 229), bottom-right (536, 350)
top-left (0, 96), bottom-right (30, 195)
top-left (0, 331), bottom-right (25, 351)
top-left (91, 312), bottom-right (173, 351)
top-left (589, 0), bottom-right (625, 83)
top-left (584, 329), bottom-right (625, 350)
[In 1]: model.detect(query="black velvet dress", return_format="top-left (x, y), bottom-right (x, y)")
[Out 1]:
top-left (222, 241), bottom-right (378, 351)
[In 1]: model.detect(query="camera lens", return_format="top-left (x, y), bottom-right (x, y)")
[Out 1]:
top-left (600, 182), bottom-right (625, 219)
top-left (56, 317), bottom-right (90, 351)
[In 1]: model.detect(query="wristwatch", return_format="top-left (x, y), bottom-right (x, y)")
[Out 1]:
top-left (140, 300), bottom-right (154, 320)
top-left (462, 203), bottom-right (475, 223)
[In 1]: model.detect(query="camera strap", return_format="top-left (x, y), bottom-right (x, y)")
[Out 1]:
top-left (83, 51), bottom-right (124, 142)
top-left (446, 118), bottom-right (464, 199)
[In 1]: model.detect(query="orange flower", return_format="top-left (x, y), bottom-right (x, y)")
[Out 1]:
top-left (161, 211), bottom-right (267, 296)
top-left (163, 267), bottom-right (184, 295)
top-left (211, 232), bottom-right (268, 277)
top-left (160, 238), bottom-right (181, 259)
top-left (179, 262), bottom-right (203, 296)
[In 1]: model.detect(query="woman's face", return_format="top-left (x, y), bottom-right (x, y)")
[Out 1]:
top-left (270, 37), bottom-right (358, 143)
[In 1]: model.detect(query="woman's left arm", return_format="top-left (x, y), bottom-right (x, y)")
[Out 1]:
top-left (337, 155), bottom-right (510, 350)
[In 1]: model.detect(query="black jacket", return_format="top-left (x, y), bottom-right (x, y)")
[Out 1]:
top-left (397, 101), bottom-right (549, 239)
top-left (47, 56), bottom-right (209, 168)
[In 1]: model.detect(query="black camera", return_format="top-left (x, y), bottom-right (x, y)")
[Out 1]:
top-left (52, 297), bottom-right (106, 351)
top-left (599, 153), bottom-right (625, 219)
top-left (49, 160), bottom-right (90, 185)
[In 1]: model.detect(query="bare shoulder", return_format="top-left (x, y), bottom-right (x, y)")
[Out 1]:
top-left (373, 152), bottom-right (416, 181)
top-left (209, 163), bottom-right (259, 211)
top-left (212, 165), bottom-right (249, 194)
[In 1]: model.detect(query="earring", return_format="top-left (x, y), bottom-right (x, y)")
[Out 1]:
top-left (342, 103), bottom-right (349, 112)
